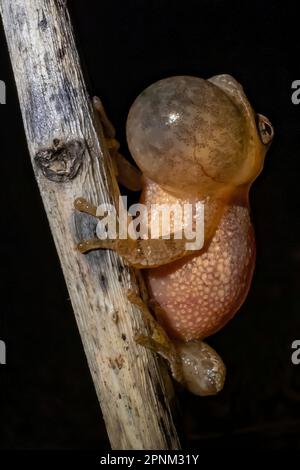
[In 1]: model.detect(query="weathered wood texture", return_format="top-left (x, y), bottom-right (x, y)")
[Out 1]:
top-left (0, 0), bottom-right (180, 450)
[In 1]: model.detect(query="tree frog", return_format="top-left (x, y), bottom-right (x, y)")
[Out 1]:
top-left (74, 75), bottom-right (273, 396)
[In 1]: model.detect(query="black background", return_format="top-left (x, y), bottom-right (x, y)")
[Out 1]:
top-left (0, 0), bottom-right (300, 450)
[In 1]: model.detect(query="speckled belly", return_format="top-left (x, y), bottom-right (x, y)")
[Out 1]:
top-left (145, 205), bottom-right (256, 341)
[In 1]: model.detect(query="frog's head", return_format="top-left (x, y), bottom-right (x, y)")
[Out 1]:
top-left (126, 75), bottom-right (273, 198)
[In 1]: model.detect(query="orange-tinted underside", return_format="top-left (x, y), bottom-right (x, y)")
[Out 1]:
top-left (142, 180), bottom-right (256, 341)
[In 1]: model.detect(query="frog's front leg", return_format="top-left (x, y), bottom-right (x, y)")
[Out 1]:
top-left (74, 197), bottom-right (189, 268)
top-left (93, 96), bottom-right (142, 192)
top-left (127, 290), bottom-right (226, 396)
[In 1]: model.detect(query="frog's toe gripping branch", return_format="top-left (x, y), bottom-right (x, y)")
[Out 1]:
top-left (77, 238), bottom-right (113, 254)
top-left (74, 197), bottom-right (98, 217)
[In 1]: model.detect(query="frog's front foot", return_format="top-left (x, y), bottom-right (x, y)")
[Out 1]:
top-left (74, 197), bottom-right (188, 267)
top-left (74, 197), bottom-right (118, 253)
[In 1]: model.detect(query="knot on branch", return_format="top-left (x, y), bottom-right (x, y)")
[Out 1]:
top-left (34, 138), bottom-right (85, 182)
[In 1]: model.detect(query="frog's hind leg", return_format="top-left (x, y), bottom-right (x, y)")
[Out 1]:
top-left (128, 290), bottom-right (226, 396)
top-left (127, 290), bottom-right (183, 383)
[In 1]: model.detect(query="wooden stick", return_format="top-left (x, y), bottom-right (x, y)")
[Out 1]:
top-left (0, 0), bottom-right (180, 450)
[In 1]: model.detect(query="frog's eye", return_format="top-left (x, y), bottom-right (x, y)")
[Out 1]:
top-left (257, 114), bottom-right (274, 145)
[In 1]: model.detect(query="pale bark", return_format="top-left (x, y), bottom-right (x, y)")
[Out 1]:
top-left (0, 0), bottom-right (180, 450)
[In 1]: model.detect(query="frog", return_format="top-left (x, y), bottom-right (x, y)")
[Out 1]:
top-left (74, 75), bottom-right (273, 396)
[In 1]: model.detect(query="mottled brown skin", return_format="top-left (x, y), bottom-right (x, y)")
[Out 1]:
top-left (75, 75), bottom-right (273, 395)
